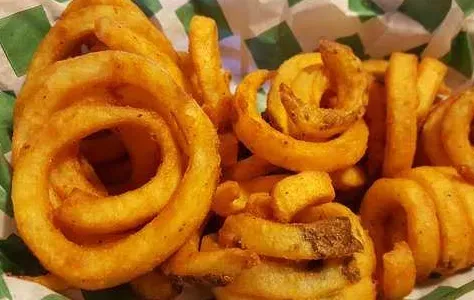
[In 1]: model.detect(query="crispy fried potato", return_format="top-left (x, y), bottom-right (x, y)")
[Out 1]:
top-left (233, 70), bottom-right (369, 172)
top-left (362, 59), bottom-right (388, 80)
top-left (382, 241), bottom-right (416, 300)
top-left (329, 166), bottom-right (367, 191)
top-left (280, 41), bottom-right (369, 139)
top-left (441, 89), bottom-right (474, 183)
top-left (189, 16), bottom-right (232, 130)
top-left (421, 98), bottom-right (454, 166)
top-left (383, 52), bottom-right (418, 177)
top-left (13, 51), bottom-right (220, 289)
top-left (244, 193), bottom-right (274, 220)
top-left (224, 155), bottom-right (279, 181)
top-left (219, 214), bottom-right (362, 260)
top-left (399, 167), bottom-right (472, 273)
top-left (271, 171), bottom-right (335, 222)
top-left (223, 259), bottom-right (356, 299)
top-left (201, 234), bottom-right (221, 252)
top-left (267, 53), bottom-right (323, 134)
top-left (94, 17), bottom-right (189, 92)
top-left (360, 177), bottom-right (440, 280)
top-left (416, 57), bottom-right (448, 123)
top-left (55, 112), bottom-right (182, 235)
top-left (163, 233), bottom-right (260, 286)
top-left (212, 181), bottom-right (248, 217)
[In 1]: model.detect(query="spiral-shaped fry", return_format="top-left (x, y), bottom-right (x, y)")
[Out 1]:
top-left (420, 88), bottom-right (474, 184)
top-left (360, 166), bottom-right (474, 299)
top-left (267, 41), bottom-right (369, 140)
top-left (12, 0), bottom-right (222, 290)
top-left (233, 70), bottom-right (368, 172)
top-left (13, 54), bottom-right (220, 287)
top-left (212, 203), bottom-right (375, 299)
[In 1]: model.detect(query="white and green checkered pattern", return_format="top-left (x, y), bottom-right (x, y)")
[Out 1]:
top-left (0, 0), bottom-right (473, 299)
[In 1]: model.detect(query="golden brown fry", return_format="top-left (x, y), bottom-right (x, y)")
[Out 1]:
top-left (219, 132), bottom-right (239, 167)
top-left (213, 176), bottom-right (288, 218)
top-left (294, 203), bottom-right (375, 276)
top-left (50, 150), bottom-right (107, 202)
top-left (94, 17), bottom-right (189, 93)
top-left (293, 202), bottom-right (376, 299)
top-left (360, 177), bottom-right (440, 280)
top-left (163, 233), bottom-right (260, 286)
top-left (441, 89), bottom-right (474, 183)
top-left (291, 64), bottom-right (328, 107)
top-left (280, 41), bottom-right (369, 139)
top-left (189, 16), bottom-right (232, 130)
top-left (267, 53), bottom-right (323, 134)
top-left (212, 181), bottom-right (248, 217)
top-left (55, 112), bottom-right (182, 235)
top-left (383, 52), bottom-right (418, 177)
top-left (130, 271), bottom-right (180, 300)
top-left (365, 81), bottom-right (386, 178)
top-left (219, 214), bottom-right (362, 260)
top-left (201, 234), bottom-right (221, 252)
top-left (421, 98), bottom-right (454, 166)
top-left (382, 241), bottom-right (416, 300)
top-left (362, 59), bottom-right (388, 80)
top-left (13, 51), bottom-right (220, 289)
top-left (398, 167), bottom-right (472, 274)
top-left (224, 259), bottom-right (356, 299)
top-left (224, 155), bottom-right (279, 181)
top-left (233, 70), bottom-right (369, 172)
top-left (271, 171), bottom-right (335, 222)
top-left (61, 0), bottom-right (178, 62)
top-left (329, 165), bottom-right (367, 191)
top-left (244, 193), bottom-right (274, 220)
top-left (416, 57), bottom-right (448, 123)
top-left (435, 167), bottom-right (474, 265)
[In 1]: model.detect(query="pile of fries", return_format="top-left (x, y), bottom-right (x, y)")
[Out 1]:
top-left (9, 0), bottom-right (474, 299)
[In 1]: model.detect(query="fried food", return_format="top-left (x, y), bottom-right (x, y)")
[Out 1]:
top-left (189, 16), bottom-right (232, 130)
top-left (441, 89), bottom-right (474, 182)
top-left (219, 214), bottom-right (362, 260)
top-left (13, 49), bottom-right (220, 289)
top-left (55, 111), bottom-right (182, 234)
top-left (329, 165), bottom-right (367, 191)
top-left (233, 70), bottom-right (368, 172)
top-left (421, 98), bottom-right (454, 166)
top-left (382, 241), bottom-right (416, 299)
top-left (277, 41), bottom-right (369, 140)
top-left (416, 57), bottom-right (448, 123)
top-left (212, 175), bottom-right (288, 217)
top-left (271, 171), bottom-right (335, 222)
top-left (267, 53), bottom-right (323, 134)
top-left (383, 52), bottom-right (418, 177)
top-left (361, 166), bottom-right (474, 298)
top-left (224, 155), bottom-right (279, 181)
top-left (163, 233), bottom-right (260, 286)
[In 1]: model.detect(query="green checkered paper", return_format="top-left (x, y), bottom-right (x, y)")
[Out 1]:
top-left (0, 0), bottom-right (473, 299)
